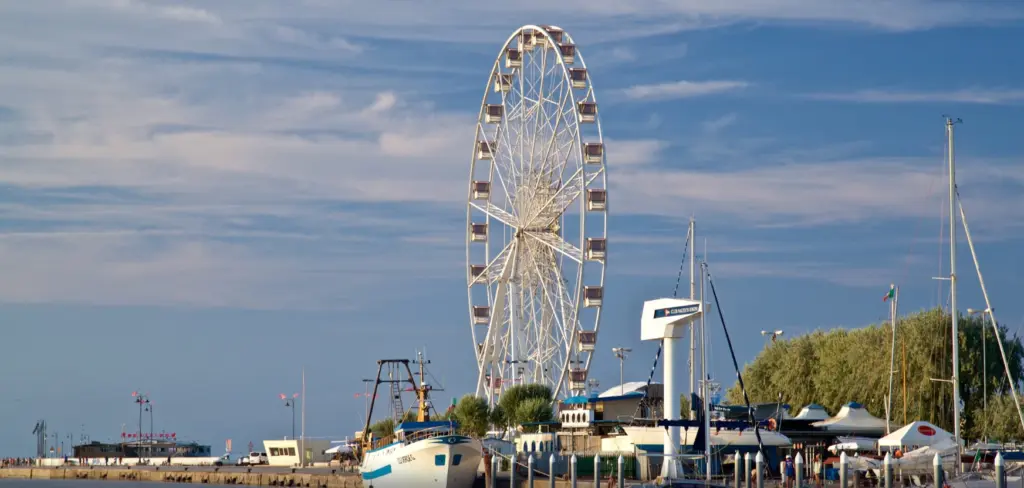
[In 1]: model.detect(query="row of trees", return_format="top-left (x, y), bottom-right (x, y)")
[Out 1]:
top-left (725, 308), bottom-right (1024, 440)
top-left (367, 384), bottom-right (556, 439)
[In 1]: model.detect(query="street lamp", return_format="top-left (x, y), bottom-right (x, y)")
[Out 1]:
top-left (280, 393), bottom-right (299, 440)
top-left (968, 307), bottom-right (993, 431)
top-left (132, 391), bottom-right (149, 463)
top-left (761, 330), bottom-right (784, 343)
top-left (612, 347), bottom-right (632, 396)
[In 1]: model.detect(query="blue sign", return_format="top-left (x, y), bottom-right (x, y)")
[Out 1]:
top-left (653, 304), bottom-right (699, 319)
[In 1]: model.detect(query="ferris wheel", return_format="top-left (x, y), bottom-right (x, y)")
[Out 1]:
top-left (466, 25), bottom-right (608, 401)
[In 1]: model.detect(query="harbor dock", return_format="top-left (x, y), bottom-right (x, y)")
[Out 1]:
top-left (0, 467), bottom-right (592, 487)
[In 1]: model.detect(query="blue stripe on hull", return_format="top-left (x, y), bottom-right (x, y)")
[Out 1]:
top-left (362, 464), bottom-right (392, 480)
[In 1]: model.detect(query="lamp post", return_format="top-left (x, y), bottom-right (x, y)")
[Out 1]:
top-left (132, 391), bottom-right (149, 462)
top-left (612, 347), bottom-right (631, 396)
top-left (280, 393), bottom-right (299, 440)
top-left (760, 330), bottom-right (784, 344)
top-left (968, 307), bottom-right (992, 433)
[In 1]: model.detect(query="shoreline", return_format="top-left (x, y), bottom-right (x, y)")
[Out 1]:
top-left (0, 467), bottom-right (361, 487)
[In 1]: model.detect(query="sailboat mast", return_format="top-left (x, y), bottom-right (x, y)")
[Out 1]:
top-left (689, 217), bottom-right (696, 417)
top-left (946, 116), bottom-right (962, 460)
top-left (886, 284), bottom-right (897, 434)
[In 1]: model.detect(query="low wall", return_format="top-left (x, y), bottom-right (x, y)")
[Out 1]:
top-left (0, 468), bottom-right (362, 487)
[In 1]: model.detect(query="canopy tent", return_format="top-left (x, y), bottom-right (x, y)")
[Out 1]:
top-left (793, 403), bottom-right (830, 421)
top-left (812, 402), bottom-right (888, 433)
top-left (878, 421), bottom-right (952, 448)
top-left (324, 444), bottom-right (352, 454)
top-left (827, 436), bottom-right (878, 453)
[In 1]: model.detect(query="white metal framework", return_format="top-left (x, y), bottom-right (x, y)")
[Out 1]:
top-left (466, 25), bottom-right (607, 400)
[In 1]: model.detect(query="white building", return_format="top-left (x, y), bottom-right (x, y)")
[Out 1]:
top-left (262, 439), bottom-right (333, 467)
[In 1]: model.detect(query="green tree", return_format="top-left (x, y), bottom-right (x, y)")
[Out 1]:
top-left (680, 394), bottom-right (691, 418)
top-left (369, 418), bottom-right (395, 439)
top-left (725, 309), bottom-right (1024, 439)
top-left (449, 395), bottom-right (490, 437)
top-left (499, 384), bottom-right (554, 429)
top-left (517, 397), bottom-right (555, 432)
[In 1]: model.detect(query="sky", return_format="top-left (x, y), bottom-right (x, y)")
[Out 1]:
top-left (1, 0), bottom-right (1023, 456)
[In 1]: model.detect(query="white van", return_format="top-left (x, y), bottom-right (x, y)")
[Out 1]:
top-left (247, 452), bottom-right (268, 465)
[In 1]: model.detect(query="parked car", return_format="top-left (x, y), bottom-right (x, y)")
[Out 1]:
top-left (247, 452), bottom-right (268, 465)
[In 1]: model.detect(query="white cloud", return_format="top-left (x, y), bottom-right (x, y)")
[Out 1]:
top-left (807, 88), bottom-right (1024, 105)
top-left (623, 80), bottom-right (750, 101)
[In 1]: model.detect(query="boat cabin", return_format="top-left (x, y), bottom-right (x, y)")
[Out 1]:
top-left (477, 140), bottom-right (494, 160)
top-left (485, 104), bottom-right (503, 124)
top-left (586, 238), bottom-right (606, 261)
top-left (393, 421), bottom-right (459, 445)
top-left (470, 222), bottom-right (488, 242)
top-left (471, 181), bottom-right (490, 200)
top-left (472, 305), bottom-right (490, 325)
top-left (559, 44), bottom-right (576, 64)
top-left (583, 143), bottom-right (603, 164)
top-left (569, 68), bottom-right (587, 89)
top-left (584, 286), bottom-right (603, 307)
top-left (578, 330), bottom-right (597, 352)
top-left (494, 74), bottom-right (513, 93)
top-left (586, 189), bottom-right (607, 211)
top-left (578, 101), bottom-right (597, 123)
top-left (505, 48), bottom-right (522, 69)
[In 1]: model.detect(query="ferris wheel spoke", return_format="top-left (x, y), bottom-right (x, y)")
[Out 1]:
top-left (469, 201), bottom-right (519, 230)
top-left (470, 240), bottom-right (517, 287)
top-left (523, 231), bottom-right (583, 264)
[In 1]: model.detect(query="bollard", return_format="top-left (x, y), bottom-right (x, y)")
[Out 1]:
top-left (996, 452), bottom-right (1005, 488)
top-left (617, 455), bottom-right (625, 488)
top-left (781, 461), bottom-right (787, 487)
top-left (528, 454), bottom-right (535, 488)
top-left (735, 451), bottom-right (742, 488)
top-left (795, 453), bottom-right (804, 488)
top-left (571, 454), bottom-right (578, 488)
top-left (755, 452), bottom-right (764, 488)
top-left (744, 453), bottom-right (752, 488)
top-left (839, 452), bottom-right (848, 488)
top-left (933, 454), bottom-right (942, 488)
top-left (550, 454), bottom-right (556, 488)
top-left (492, 455), bottom-right (499, 488)
top-left (883, 452), bottom-right (892, 488)
top-left (594, 455), bottom-right (601, 488)
top-left (510, 454), bottom-right (516, 488)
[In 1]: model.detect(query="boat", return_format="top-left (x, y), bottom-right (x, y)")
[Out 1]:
top-left (357, 354), bottom-right (482, 488)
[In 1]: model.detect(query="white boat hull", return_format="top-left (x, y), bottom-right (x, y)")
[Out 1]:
top-left (622, 425), bottom-right (792, 447)
top-left (361, 435), bottom-right (481, 488)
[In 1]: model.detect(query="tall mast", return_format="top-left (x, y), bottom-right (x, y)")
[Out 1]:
top-left (946, 116), bottom-right (962, 462)
top-left (689, 217), bottom-right (696, 418)
top-left (886, 284), bottom-right (897, 435)
top-left (701, 247), bottom-right (711, 482)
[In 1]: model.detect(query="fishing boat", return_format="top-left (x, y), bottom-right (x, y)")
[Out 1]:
top-left (357, 354), bottom-right (482, 488)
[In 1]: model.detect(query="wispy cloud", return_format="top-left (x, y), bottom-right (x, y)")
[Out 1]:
top-left (623, 80), bottom-right (750, 101)
top-left (807, 88), bottom-right (1024, 105)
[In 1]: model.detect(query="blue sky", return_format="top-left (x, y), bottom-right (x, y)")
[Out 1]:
top-left (2, 0), bottom-right (1024, 456)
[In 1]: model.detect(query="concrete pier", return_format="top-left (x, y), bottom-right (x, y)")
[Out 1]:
top-left (0, 467), bottom-right (598, 488)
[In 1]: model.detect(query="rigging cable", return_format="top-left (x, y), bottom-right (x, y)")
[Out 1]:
top-left (706, 263), bottom-right (765, 455)
top-left (631, 227), bottom-right (691, 422)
